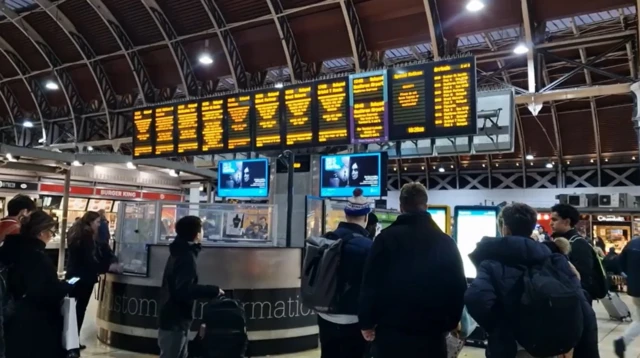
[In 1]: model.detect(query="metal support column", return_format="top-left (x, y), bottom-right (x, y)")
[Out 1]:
top-left (57, 168), bottom-right (71, 275)
top-left (285, 150), bottom-right (295, 247)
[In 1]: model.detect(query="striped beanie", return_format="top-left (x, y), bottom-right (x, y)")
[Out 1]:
top-left (344, 188), bottom-right (371, 217)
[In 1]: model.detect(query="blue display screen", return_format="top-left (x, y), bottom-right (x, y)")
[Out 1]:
top-left (217, 159), bottom-right (269, 198)
top-left (320, 152), bottom-right (382, 197)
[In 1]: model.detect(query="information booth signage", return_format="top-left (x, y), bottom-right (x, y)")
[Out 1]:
top-left (39, 183), bottom-right (182, 201)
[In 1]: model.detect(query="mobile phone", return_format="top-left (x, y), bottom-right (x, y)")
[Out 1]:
top-left (67, 277), bottom-right (80, 285)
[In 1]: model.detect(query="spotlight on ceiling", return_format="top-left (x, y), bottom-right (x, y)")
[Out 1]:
top-left (438, 167), bottom-right (445, 173)
top-left (545, 163), bottom-right (553, 169)
top-left (45, 81), bottom-right (59, 90)
top-left (513, 43), bottom-right (529, 55)
top-left (5, 153), bottom-right (15, 162)
top-left (169, 169), bottom-right (179, 177)
top-left (525, 154), bottom-right (534, 160)
top-left (71, 160), bottom-right (82, 167)
top-left (87, 146), bottom-right (94, 151)
top-left (126, 162), bottom-right (137, 170)
top-left (274, 82), bottom-right (284, 89)
top-left (22, 120), bottom-right (33, 128)
top-left (465, 0), bottom-right (485, 12)
top-left (38, 137), bottom-right (45, 144)
top-left (198, 53), bottom-right (213, 65)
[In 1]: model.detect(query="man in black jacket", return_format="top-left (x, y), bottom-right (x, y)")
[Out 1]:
top-left (550, 203), bottom-right (596, 304)
top-left (358, 183), bottom-right (467, 358)
top-left (614, 236), bottom-right (640, 358)
top-left (158, 216), bottom-right (223, 358)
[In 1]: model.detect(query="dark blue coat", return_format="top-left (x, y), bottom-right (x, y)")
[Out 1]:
top-left (331, 222), bottom-right (373, 315)
top-left (465, 236), bottom-right (599, 358)
top-left (619, 237), bottom-right (640, 297)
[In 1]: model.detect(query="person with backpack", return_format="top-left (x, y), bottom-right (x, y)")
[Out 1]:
top-left (0, 195), bottom-right (36, 242)
top-left (550, 203), bottom-right (607, 305)
top-left (465, 203), bottom-right (599, 358)
top-left (313, 188), bottom-right (373, 358)
top-left (158, 216), bottom-right (223, 358)
top-left (613, 236), bottom-right (640, 358)
top-left (358, 183), bottom-right (466, 358)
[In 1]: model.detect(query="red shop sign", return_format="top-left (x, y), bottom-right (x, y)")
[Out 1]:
top-left (39, 183), bottom-right (94, 196)
top-left (141, 192), bottom-right (182, 201)
top-left (95, 188), bottom-right (141, 199)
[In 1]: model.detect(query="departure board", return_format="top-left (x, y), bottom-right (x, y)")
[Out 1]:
top-left (350, 71), bottom-right (388, 144)
top-left (226, 95), bottom-right (252, 151)
top-left (431, 57), bottom-right (477, 137)
top-left (389, 66), bottom-right (427, 140)
top-left (254, 90), bottom-right (282, 150)
top-left (133, 109), bottom-right (153, 157)
top-left (316, 78), bottom-right (349, 145)
top-left (176, 102), bottom-right (199, 154)
top-left (201, 99), bottom-right (225, 152)
top-left (283, 85), bottom-right (313, 147)
top-left (154, 106), bottom-right (175, 156)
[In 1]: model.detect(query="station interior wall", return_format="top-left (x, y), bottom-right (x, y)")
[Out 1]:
top-left (385, 186), bottom-right (640, 211)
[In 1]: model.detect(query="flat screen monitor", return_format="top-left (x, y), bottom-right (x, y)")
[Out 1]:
top-left (454, 206), bottom-right (500, 279)
top-left (320, 152), bottom-right (384, 197)
top-left (428, 207), bottom-right (448, 233)
top-left (217, 159), bottom-right (269, 198)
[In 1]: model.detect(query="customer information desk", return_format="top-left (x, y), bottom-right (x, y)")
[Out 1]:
top-left (95, 202), bottom-right (317, 356)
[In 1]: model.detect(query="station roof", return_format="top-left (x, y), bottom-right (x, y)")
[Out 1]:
top-left (0, 0), bottom-right (636, 171)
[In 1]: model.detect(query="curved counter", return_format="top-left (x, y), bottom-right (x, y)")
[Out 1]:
top-left (96, 245), bottom-right (317, 356)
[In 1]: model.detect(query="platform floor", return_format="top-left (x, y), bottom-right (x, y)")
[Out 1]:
top-left (82, 292), bottom-right (638, 358)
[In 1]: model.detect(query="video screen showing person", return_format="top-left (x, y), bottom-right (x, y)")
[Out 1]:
top-left (320, 153), bottom-right (381, 197)
top-left (218, 159), bottom-right (269, 198)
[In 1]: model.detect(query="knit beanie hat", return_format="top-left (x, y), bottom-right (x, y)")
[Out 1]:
top-left (344, 188), bottom-right (371, 217)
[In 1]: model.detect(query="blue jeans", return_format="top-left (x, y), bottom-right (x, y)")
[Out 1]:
top-left (158, 329), bottom-right (189, 358)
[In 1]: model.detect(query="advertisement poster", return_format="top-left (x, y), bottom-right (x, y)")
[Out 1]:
top-left (217, 159), bottom-right (269, 198)
top-left (320, 153), bottom-right (381, 197)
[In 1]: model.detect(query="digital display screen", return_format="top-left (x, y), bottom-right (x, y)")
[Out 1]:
top-left (176, 102), bottom-right (199, 154)
top-left (154, 106), bottom-right (175, 156)
top-left (350, 71), bottom-right (388, 143)
top-left (133, 109), bottom-right (153, 157)
top-left (316, 78), bottom-right (349, 145)
top-left (284, 85), bottom-right (313, 147)
top-left (254, 90), bottom-right (282, 150)
top-left (455, 207), bottom-right (498, 278)
top-left (226, 95), bottom-right (252, 151)
top-left (320, 152), bottom-right (382, 197)
top-left (201, 99), bottom-right (225, 152)
top-left (431, 58), bottom-right (477, 137)
top-left (428, 207), bottom-right (447, 233)
top-left (217, 158), bottom-right (269, 198)
top-left (389, 66), bottom-right (427, 140)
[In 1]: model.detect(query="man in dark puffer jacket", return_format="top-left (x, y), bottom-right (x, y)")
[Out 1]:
top-left (465, 203), bottom-right (599, 358)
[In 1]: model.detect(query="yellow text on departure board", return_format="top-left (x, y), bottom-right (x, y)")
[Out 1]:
top-left (201, 99), bottom-right (224, 151)
top-left (433, 64), bottom-right (472, 129)
top-left (317, 81), bottom-right (348, 143)
top-left (176, 102), bottom-right (198, 153)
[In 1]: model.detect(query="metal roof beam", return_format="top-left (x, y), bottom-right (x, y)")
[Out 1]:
top-left (515, 83), bottom-right (630, 105)
top-left (265, 0), bottom-right (304, 82)
top-left (86, 0), bottom-right (156, 105)
top-left (200, 0), bottom-right (247, 90)
top-left (33, 0), bottom-right (114, 141)
top-left (540, 57), bottom-right (564, 175)
top-left (0, 85), bottom-right (19, 140)
top-left (521, 0), bottom-right (537, 94)
top-left (0, 4), bottom-right (81, 142)
top-left (139, 0), bottom-right (198, 98)
top-left (339, 0), bottom-right (368, 71)
top-left (421, 0), bottom-right (445, 59)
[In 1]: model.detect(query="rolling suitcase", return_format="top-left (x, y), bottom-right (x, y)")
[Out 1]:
top-left (602, 292), bottom-right (632, 322)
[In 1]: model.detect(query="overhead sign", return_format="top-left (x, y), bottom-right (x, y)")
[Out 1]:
top-left (0, 181), bottom-right (38, 191)
top-left (596, 215), bottom-right (627, 222)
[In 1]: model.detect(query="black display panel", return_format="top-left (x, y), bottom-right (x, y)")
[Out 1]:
top-left (176, 102), bottom-right (200, 155)
top-left (315, 78), bottom-right (350, 145)
top-left (201, 98), bottom-right (226, 153)
top-left (349, 70), bottom-right (388, 144)
top-left (253, 89), bottom-right (282, 150)
top-left (283, 85), bottom-right (314, 147)
top-left (133, 109), bottom-right (153, 158)
top-left (154, 106), bottom-right (176, 156)
top-left (226, 95), bottom-right (253, 151)
top-left (389, 66), bottom-right (427, 139)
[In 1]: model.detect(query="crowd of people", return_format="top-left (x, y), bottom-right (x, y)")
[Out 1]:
top-left (0, 195), bottom-right (120, 358)
top-left (307, 183), bottom-right (640, 358)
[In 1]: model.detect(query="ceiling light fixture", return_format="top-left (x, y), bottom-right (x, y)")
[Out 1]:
top-left (545, 163), bottom-right (553, 169)
top-left (438, 167), bottom-right (445, 173)
top-left (38, 137), bottom-right (45, 144)
top-left (126, 162), bottom-right (137, 170)
top-left (525, 154), bottom-right (534, 160)
top-left (465, 0), bottom-right (485, 12)
top-left (87, 146), bottom-right (93, 151)
top-left (274, 82), bottom-right (284, 89)
top-left (169, 169), bottom-right (179, 177)
top-left (5, 153), bottom-right (14, 161)
top-left (513, 43), bottom-right (529, 55)
top-left (633, 156), bottom-right (636, 160)
top-left (71, 160), bottom-right (82, 167)
top-left (198, 53), bottom-right (213, 65)
top-left (22, 120), bottom-right (33, 128)
top-left (45, 81), bottom-right (59, 90)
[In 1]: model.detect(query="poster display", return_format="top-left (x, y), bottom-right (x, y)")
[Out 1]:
top-left (319, 152), bottom-right (384, 197)
top-left (454, 206), bottom-right (499, 279)
top-left (217, 159), bottom-right (269, 198)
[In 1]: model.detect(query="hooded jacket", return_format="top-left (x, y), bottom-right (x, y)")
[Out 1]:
top-left (0, 234), bottom-right (71, 358)
top-left (465, 236), bottom-right (599, 358)
top-left (158, 238), bottom-right (220, 331)
top-left (358, 212), bottom-right (466, 335)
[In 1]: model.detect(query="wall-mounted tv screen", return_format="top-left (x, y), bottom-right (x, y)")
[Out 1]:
top-left (454, 206), bottom-right (500, 279)
top-left (217, 158), bottom-right (270, 198)
top-left (428, 207), bottom-right (448, 234)
top-left (320, 152), bottom-right (384, 197)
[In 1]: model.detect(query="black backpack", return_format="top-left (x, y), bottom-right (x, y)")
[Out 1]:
top-left (301, 232), bottom-right (358, 313)
top-left (0, 262), bottom-right (15, 358)
top-left (513, 259), bottom-right (584, 357)
top-left (569, 235), bottom-right (608, 300)
top-left (201, 297), bottom-right (247, 358)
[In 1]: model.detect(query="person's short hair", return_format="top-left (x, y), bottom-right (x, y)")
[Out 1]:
top-left (175, 216), bottom-right (202, 241)
top-left (7, 195), bottom-right (36, 217)
top-left (399, 183), bottom-right (428, 212)
top-left (499, 203), bottom-right (538, 237)
top-left (367, 213), bottom-right (378, 228)
top-left (551, 203), bottom-right (580, 227)
top-left (20, 210), bottom-right (55, 238)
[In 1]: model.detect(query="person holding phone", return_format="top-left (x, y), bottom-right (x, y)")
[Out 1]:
top-left (66, 211), bottom-right (121, 350)
top-left (0, 210), bottom-right (72, 358)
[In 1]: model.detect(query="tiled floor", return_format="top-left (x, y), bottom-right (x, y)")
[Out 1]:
top-left (83, 294), bottom-right (638, 358)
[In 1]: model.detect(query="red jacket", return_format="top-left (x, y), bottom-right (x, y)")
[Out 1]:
top-left (0, 218), bottom-right (20, 242)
